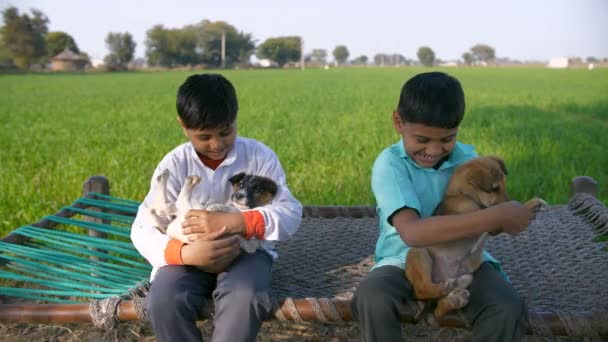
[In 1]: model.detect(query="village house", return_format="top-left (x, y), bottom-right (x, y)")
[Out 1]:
top-left (51, 49), bottom-right (88, 71)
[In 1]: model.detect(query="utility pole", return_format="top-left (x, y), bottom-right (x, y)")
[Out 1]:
top-left (300, 37), bottom-right (305, 70)
top-left (221, 31), bottom-right (226, 68)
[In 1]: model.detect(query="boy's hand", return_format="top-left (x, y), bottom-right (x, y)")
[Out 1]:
top-left (180, 234), bottom-right (241, 273)
top-left (182, 210), bottom-right (246, 238)
top-left (495, 200), bottom-right (534, 236)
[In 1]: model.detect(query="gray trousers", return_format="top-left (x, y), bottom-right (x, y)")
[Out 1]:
top-left (146, 250), bottom-right (273, 342)
top-left (351, 262), bottom-right (528, 342)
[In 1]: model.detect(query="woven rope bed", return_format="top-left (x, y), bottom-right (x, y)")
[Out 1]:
top-left (0, 176), bottom-right (606, 339)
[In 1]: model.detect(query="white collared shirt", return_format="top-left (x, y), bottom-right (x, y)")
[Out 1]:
top-left (131, 137), bottom-right (302, 280)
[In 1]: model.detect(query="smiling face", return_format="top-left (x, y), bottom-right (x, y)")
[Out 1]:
top-left (179, 118), bottom-right (237, 160)
top-left (393, 112), bottom-right (458, 168)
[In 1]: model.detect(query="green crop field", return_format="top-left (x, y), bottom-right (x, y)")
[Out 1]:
top-left (1, 67), bottom-right (607, 235)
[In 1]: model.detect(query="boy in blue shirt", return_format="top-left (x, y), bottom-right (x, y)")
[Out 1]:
top-left (351, 72), bottom-right (533, 342)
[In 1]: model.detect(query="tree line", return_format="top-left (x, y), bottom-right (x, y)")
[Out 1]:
top-left (0, 6), bottom-right (507, 70)
top-left (4, 7), bottom-right (603, 71)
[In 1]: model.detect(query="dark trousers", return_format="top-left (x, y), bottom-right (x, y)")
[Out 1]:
top-left (351, 262), bottom-right (528, 342)
top-left (146, 250), bottom-right (273, 342)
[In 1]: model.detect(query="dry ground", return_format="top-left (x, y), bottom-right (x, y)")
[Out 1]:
top-left (0, 320), bottom-right (595, 341)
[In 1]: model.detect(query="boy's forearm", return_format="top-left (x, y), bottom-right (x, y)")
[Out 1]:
top-left (224, 211), bottom-right (246, 236)
top-left (394, 206), bottom-right (503, 247)
top-left (180, 243), bottom-right (199, 266)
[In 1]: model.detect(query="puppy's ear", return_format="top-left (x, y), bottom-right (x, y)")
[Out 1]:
top-left (467, 172), bottom-right (494, 193)
top-left (228, 172), bottom-right (246, 185)
top-left (467, 164), bottom-right (500, 193)
top-left (488, 156), bottom-right (508, 176)
top-left (262, 178), bottom-right (278, 197)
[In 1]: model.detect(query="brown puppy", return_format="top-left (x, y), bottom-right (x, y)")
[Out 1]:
top-left (405, 156), bottom-right (545, 320)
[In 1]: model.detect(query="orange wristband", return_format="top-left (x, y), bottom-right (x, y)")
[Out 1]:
top-left (242, 210), bottom-right (265, 240)
top-left (164, 239), bottom-right (185, 265)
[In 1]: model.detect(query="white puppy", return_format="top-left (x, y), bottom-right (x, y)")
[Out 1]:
top-left (147, 170), bottom-right (277, 253)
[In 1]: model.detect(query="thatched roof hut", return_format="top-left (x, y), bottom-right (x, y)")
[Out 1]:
top-left (51, 49), bottom-right (88, 71)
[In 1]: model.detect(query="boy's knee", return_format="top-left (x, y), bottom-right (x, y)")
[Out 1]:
top-left (147, 286), bottom-right (202, 320)
top-left (483, 295), bottom-right (526, 323)
top-left (500, 295), bottom-right (526, 319)
top-left (353, 279), bottom-right (398, 318)
top-left (215, 284), bottom-right (272, 312)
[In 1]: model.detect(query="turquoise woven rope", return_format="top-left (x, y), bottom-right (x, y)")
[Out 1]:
top-left (41, 216), bottom-right (131, 237)
top-left (1, 242), bottom-right (148, 282)
top-left (62, 206), bottom-right (135, 225)
top-left (0, 193), bottom-right (151, 303)
top-left (75, 197), bottom-right (139, 214)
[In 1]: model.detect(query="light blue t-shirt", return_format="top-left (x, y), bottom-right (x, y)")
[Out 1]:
top-left (371, 139), bottom-right (502, 274)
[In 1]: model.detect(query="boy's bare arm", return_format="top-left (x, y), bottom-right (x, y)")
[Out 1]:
top-left (182, 210), bottom-right (246, 236)
top-left (393, 200), bottom-right (533, 247)
top-left (180, 233), bottom-right (241, 272)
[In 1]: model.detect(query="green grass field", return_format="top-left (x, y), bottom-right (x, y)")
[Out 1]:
top-left (1, 67), bottom-right (607, 234)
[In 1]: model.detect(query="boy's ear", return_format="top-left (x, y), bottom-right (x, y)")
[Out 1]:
top-left (228, 172), bottom-right (246, 185)
top-left (177, 117), bottom-right (189, 137)
top-left (392, 111), bottom-right (404, 132)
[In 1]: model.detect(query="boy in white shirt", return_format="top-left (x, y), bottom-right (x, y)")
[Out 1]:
top-left (131, 73), bottom-right (303, 342)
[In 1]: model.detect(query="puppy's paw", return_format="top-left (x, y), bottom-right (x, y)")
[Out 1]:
top-left (166, 223), bottom-right (189, 244)
top-left (206, 204), bottom-right (236, 212)
top-left (441, 278), bottom-right (457, 295)
top-left (185, 175), bottom-right (200, 185)
top-left (156, 169), bottom-right (170, 182)
top-left (455, 274), bottom-right (473, 289)
top-left (526, 198), bottom-right (548, 213)
top-left (446, 288), bottom-right (470, 309)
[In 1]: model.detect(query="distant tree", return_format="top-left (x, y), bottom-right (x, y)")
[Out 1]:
top-left (169, 28), bottom-right (200, 65)
top-left (104, 32), bottom-right (136, 70)
top-left (310, 48), bottom-right (327, 64)
top-left (470, 44), bottom-right (495, 63)
top-left (145, 25), bottom-right (172, 67)
top-left (373, 53), bottom-right (388, 66)
top-left (351, 55), bottom-right (368, 65)
top-left (46, 31), bottom-right (79, 57)
top-left (257, 36), bottom-right (301, 66)
top-left (586, 56), bottom-right (599, 63)
top-left (0, 6), bottom-right (48, 69)
top-left (189, 20), bottom-right (255, 67)
top-left (146, 25), bottom-right (199, 68)
top-left (145, 20), bottom-right (254, 68)
top-left (0, 35), bottom-right (14, 69)
top-left (390, 53), bottom-right (407, 66)
top-left (417, 46), bottom-right (435, 67)
top-left (569, 57), bottom-right (583, 65)
top-left (462, 52), bottom-right (474, 66)
top-left (129, 57), bottom-right (147, 69)
top-left (333, 45), bottom-right (349, 65)
top-left (78, 51), bottom-right (91, 67)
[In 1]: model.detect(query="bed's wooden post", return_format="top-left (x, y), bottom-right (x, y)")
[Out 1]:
top-left (570, 176), bottom-right (598, 198)
top-left (82, 176), bottom-right (109, 262)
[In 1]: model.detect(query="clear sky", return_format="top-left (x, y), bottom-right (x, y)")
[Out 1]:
top-left (2, 0), bottom-right (607, 62)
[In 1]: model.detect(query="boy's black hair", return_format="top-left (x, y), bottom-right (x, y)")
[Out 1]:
top-left (176, 73), bottom-right (238, 130)
top-left (396, 72), bottom-right (465, 129)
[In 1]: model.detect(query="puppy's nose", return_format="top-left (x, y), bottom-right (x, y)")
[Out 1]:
top-left (233, 193), bottom-right (245, 200)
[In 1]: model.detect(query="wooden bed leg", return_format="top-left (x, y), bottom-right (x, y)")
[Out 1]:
top-left (82, 176), bottom-right (110, 262)
top-left (570, 176), bottom-right (598, 198)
